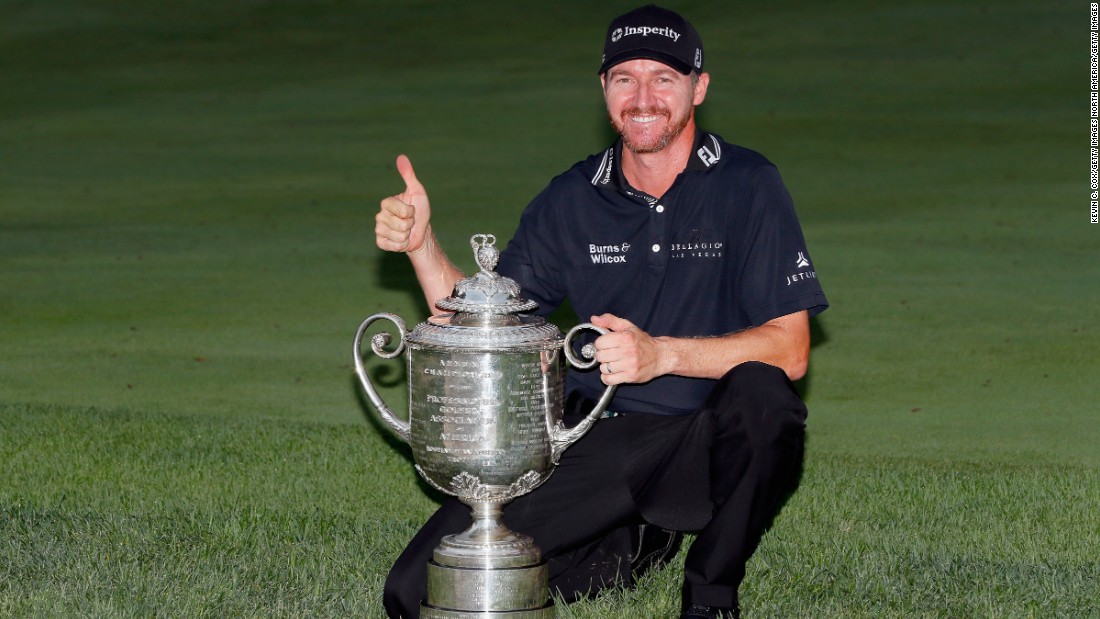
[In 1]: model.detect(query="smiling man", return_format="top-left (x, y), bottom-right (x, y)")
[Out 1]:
top-left (376, 5), bottom-right (828, 618)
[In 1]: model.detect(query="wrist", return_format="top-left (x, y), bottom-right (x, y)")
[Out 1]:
top-left (654, 336), bottom-right (679, 378)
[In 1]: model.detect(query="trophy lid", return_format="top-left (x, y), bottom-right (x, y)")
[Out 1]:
top-left (407, 233), bottom-right (562, 348)
top-left (435, 234), bottom-right (538, 325)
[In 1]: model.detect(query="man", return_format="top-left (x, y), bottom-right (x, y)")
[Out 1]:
top-left (375, 5), bottom-right (828, 618)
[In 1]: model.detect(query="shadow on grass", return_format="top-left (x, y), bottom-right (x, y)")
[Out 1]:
top-left (793, 314), bottom-right (830, 401)
top-left (377, 250), bottom-right (429, 308)
top-left (350, 373), bottom-right (448, 505)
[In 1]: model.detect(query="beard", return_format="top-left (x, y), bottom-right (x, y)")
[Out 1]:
top-left (611, 106), bottom-right (693, 154)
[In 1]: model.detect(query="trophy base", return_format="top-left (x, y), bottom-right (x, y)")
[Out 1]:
top-left (422, 560), bottom-right (554, 617)
top-left (421, 602), bottom-right (555, 619)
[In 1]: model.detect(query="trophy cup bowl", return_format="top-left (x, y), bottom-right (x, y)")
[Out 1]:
top-left (354, 234), bottom-right (615, 618)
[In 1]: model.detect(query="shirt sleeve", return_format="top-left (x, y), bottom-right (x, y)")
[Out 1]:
top-left (735, 164), bottom-right (829, 326)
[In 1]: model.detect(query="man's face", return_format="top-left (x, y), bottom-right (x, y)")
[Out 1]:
top-left (601, 59), bottom-right (708, 154)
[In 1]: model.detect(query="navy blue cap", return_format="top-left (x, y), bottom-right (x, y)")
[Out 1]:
top-left (599, 5), bottom-right (704, 75)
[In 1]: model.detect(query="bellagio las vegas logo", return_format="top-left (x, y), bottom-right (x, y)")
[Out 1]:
top-left (786, 251), bottom-right (817, 286)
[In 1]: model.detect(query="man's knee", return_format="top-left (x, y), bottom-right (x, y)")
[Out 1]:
top-left (705, 362), bottom-right (807, 508)
top-left (720, 361), bottom-right (792, 395)
top-left (709, 361), bottom-right (806, 445)
top-left (383, 559), bottom-right (421, 619)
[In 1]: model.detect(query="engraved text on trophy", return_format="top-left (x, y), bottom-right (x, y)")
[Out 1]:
top-left (410, 349), bottom-right (561, 494)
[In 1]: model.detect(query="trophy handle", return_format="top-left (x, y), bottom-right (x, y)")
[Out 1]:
top-left (353, 312), bottom-right (412, 444)
top-left (551, 323), bottom-right (618, 463)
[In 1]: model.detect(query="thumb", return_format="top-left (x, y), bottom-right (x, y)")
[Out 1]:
top-left (395, 154), bottom-right (425, 197)
top-left (590, 313), bottom-right (636, 332)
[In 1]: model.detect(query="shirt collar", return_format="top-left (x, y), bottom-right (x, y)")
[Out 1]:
top-left (590, 129), bottom-right (723, 194)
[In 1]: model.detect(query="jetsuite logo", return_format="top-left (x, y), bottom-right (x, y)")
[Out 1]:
top-left (786, 251), bottom-right (818, 286)
top-left (589, 242), bottom-right (630, 264)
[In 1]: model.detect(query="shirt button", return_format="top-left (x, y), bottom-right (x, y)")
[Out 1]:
top-left (655, 204), bottom-right (665, 213)
top-left (651, 244), bottom-right (661, 253)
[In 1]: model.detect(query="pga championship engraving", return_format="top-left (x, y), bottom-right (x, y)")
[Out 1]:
top-left (354, 234), bottom-right (615, 618)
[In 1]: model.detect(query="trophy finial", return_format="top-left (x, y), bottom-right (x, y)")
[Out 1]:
top-left (471, 234), bottom-right (499, 273)
top-left (435, 232), bottom-right (535, 317)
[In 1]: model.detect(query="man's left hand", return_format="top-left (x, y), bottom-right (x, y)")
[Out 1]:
top-left (590, 313), bottom-right (666, 386)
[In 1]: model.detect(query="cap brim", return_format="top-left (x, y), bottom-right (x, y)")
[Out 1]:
top-left (598, 50), bottom-right (693, 75)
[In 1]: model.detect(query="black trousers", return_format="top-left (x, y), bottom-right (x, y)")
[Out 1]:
top-left (383, 361), bottom-right (807, 618)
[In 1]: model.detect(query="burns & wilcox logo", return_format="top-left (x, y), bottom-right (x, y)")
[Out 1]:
top-left (590, 242), bottom-right (631, 264)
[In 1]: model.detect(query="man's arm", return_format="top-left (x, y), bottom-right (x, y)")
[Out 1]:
top-left (589, 310), bottom-right (811, 384)
top-left (375, 155), bottom-right (464, 312)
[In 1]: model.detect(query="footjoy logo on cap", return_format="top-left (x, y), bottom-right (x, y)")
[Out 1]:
top-left (611, 25), bottom-right (682, 43)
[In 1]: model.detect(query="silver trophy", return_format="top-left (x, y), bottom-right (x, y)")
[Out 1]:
top-left (354, 234), bottom-right (615, 618)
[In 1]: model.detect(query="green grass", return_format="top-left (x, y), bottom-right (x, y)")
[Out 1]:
top-left (0, 403), bottom-right (426, 617)
top-left (3, 403), bottom-right (1095, 617)
top-left (1, 0), bottom-right (1095, 616)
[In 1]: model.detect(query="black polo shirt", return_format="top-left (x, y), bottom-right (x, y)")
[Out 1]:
top-left (498, 130), bottom-right (828, 415)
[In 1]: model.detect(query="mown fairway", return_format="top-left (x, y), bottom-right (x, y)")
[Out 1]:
top-left (1, 1), bottom-right (1095, 617)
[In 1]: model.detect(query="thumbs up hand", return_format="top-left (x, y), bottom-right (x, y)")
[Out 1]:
top-left (376, 154), bottom-right (432, 254)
